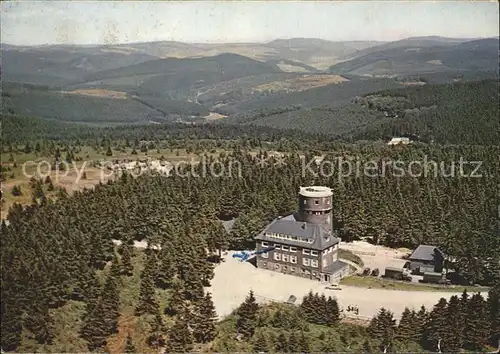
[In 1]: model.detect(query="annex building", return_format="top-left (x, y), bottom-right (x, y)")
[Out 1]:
top-left (255, 186), bottom-right (349, 283)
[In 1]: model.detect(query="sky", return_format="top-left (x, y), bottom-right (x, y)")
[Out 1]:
top-left (1, 1), bottom-right (499, 45)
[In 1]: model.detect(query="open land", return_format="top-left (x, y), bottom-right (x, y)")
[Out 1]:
top-left (208, 251), bottom-right (483, 321)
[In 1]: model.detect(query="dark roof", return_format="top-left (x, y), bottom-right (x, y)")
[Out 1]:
top-left (409, 245), bottom-right (446, 261)
top-left (255, 215), bottom-right (339, 251)
top-left (323, 260), bottom-right (349, 275)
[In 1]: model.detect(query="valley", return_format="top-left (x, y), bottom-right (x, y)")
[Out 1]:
top-left (1, 5), bottom-right (499, 352)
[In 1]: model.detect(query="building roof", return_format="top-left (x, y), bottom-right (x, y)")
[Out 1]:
top-left (409, 245), bottom-right (446, 261)
top-left (323, 260), bottom-right (349, 275)
top-left (299, 186), bottom-right (333, 198)
top-left (388, 137), bottom-right (411, 145)
top-left (255, 215), bottom-right (339, 251)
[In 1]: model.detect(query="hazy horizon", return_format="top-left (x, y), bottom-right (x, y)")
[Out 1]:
top-left (1, 1), bottom-right (499, 46)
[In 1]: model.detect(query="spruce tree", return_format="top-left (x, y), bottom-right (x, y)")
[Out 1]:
top-left (101, 269), bottom-right (121, 335)
top-left (275, 332), bottom-right (289, 352)
top-left (326, 296), bottom-right (340, 325)
top-left (487, 281), bottom-right (500, 347)
top-left (368, 308), bottom-right (396, 352)
top-left (288, 331), bottom-right (299, 352)
top-left (165, 312), bottom-right (194, 353)
top-left (156, 241), bottom-right (175, 289)
top-left (298, 331), bottom-right (310, 353)
top-left (120, 242), bottom-right (134, 276)
top-left (164, 280), bottom-right (185, 316)
top-left (135, 253), bottom-right (160, 316)
top-left (424, 298), bottom-right (448, 352)
top-left (147, 310), bottom-right (166, 349)
top-left (464, 293), bottom-right (489, 350)
top-left (192, 292), bottom-right (218, 343)
top-left (236, 290), bottom-right (259, 339)
top-left (252, 331), bottom-right (269, 353)
top-left (396, 307), bottom-right (417, 344)
top-left (445, 295), bottom-right (463, 352)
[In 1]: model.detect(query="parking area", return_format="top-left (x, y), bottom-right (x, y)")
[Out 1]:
top-left (339, 240), bottom-right (410, 272)
top-left (208, 251), bottom-right (465, 321)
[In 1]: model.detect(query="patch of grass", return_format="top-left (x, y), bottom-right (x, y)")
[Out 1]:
top-left (340, 275), bottom-right (490, 292)
top-left (338, 249), bottom-right (364, 267)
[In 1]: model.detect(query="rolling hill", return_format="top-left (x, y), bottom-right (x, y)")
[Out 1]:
top-left (223, 79), bottom-right (499, 145)
top-left (328, 38), bottom-right (499, 76)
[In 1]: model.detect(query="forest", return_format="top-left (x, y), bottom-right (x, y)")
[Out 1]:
top-left (1, 132), bottom-right (499, 352)
top-left (1, 75), bottom-right (499, 352)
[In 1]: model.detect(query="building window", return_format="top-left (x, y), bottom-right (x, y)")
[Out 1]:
top-left (282, 254), bottom-right (289, 262)
top-left (275, 264), bottom-right (280, 269)
top-left (282, 245), bottom-right (289, 251)
top-left (326, 199), bottom-right (330, 204)
top-left (274, 253), bottom-right (281, 261)
top-left (311, 250), bottom-right (318, 256)
top-left (314, 200), bottom-right (319, 205)
top-left (291, 267), bottom-right (296, 272)
top-left (274, 244), bottom-right (281, 250)
top-left (311, 260), bottom-right (318, 267)
top-left (303, 249), bottom-right (310, 255)
top-left (283, 265), bottom-right (288, 270)
top-left (290, 256), bottom-right (297, 264)
top-left (261, 241), bottom-right (268, 247)
top-left (303, 258), bottom-right (310, 266)
top-left (261, 261), bottom-right (267, 267)
top-left (290, 246), bottom-right (297, 252)
top-left (262, 252), bottom-right (268, 258)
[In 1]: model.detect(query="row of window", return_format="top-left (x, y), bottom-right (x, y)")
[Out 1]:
top-left (264, 233), bottom-right (314, 244)
top-left (303, 199), bottom-right (330, 205)
top-left (260, 262), bottom-right (318, 277)
top-left (261, 242), bottom-right (318, 256)
top-left (264, 252), bottom-right (319, 268)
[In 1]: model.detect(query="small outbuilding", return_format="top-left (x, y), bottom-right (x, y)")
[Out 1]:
top-left (408, 245), bottom-right (446, 275)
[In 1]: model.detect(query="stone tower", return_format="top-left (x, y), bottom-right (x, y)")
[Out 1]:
top-left (296, 186), bottom-right (333, 231)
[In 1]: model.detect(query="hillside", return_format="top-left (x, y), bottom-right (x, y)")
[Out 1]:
top-left (1, 83), bottom-right (209, 124)
top-left (1, 46), bottom-right (158, 87)
top-left (224, 79), bottom-right (499, 145)
top-left (329, 38), bottom-right (499, 76)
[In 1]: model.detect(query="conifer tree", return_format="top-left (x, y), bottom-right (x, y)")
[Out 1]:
top-left (252, 331), bottom-right (269, 353)
top-left (464, 293), bottom-right (489, 350)
top-left (298, 331), bottom-right (310, 353)
top-left (193, 292), bottom-right (218, 343)
top-left (368, 308), bottom-right (396, 352)
top-left (445, 295), bottom-right (463, 352)
top-left (396, 307), bottom-right (418, 344)
top-left (275, 332), bottom-right (289, 352)
top-left (165, 311), bottom-right (194, 353)
top-left (120, 242), bottom-right (134, 276)
top-left (101, 269), bottom-right (120, 335)
top-left (135, 253), bottom-right (159, 316)
top-left (487, 281), bottom-right (500, 347)
top-left (326, 296), bottom-right (340, 325)
top-left (288, 331), bottom-right (299, 352)
top-left (156, 241), bottom-right (175, 289)
top-left (424, 298), bottom-right (448, 352)
top-left (165, 280), bottom-right (186, 316)
top-left (147, 310), bottom-right (166, 349)
top-left (236, 290), bottom-right (259, 339)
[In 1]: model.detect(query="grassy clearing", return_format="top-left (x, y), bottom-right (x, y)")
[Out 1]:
top-left (340, 275), bottom-right (490, 293)
top-left (338, 249), bottom-right (364, 268)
